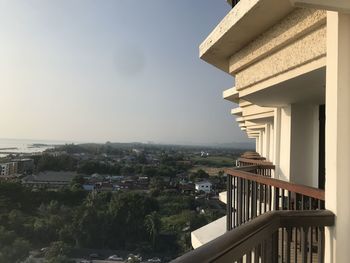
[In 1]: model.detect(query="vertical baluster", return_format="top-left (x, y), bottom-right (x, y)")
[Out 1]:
top-left (233, 177), bottom-right (236, 228)
top-left (226, 174), bottom-right (232, 231)
top-left (264, 184), bottom-right (267, 213)
top-left (301, 227), bottom-right (308, 263)
top-left (274, 187), bottom-right (280, 211)
top-left (259, 183), bottom-right (263, 215)
top-left (286, 227), bottom-right (292, 263)
top-left (294, 193), bottom-right (298, 262)
top-left (268, 185), bottom-right (272, 212)
top-left (272, 230), bottom-right (279, 263)
top-left (281, 189), bottom-right (285, 210)
top-left (246, 180), bottom-right (250, 221)
top-left (237, 177), bottom-right (242, 226)
top-left (264, 232), bottom-right (277, 263)
top-left (246, 251), bottom-right (252, 263)
top-left (288, 191), bottom-right (291, 210)
top-left (293, 227), bottom-right (298, 263)
top-left (235, 176), bottom-right (238, 227)
top-left (252, 181), bottom-right (257, 219)
top-left (261, 240), bottom-right (266, 263)
top-left (254, 246), bottom-right (260, 263)
top-left (243, 178), bottom-right (247, 223)
top-left (281, 190), bottom-right (285, 261)
top-left (317, 227), bottom-right (324, 263)
top-left (309, 197), bottom-right (313, 263)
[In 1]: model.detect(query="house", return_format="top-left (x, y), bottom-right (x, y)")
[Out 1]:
top-left (82, 184), bottom-right (95, 191)
top-left (22, 171), bottom-right (77, 188)
top-left (172, 0), bottom-right (350, 262)
top-left (195, 181), bottom-right (212, 193)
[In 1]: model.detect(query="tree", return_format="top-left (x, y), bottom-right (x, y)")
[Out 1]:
top-left (44, 241), bottom-right (72, 260)
top-left (70, 175), bottom-right (86, 191)
top-left (145, 211), bottom-right (161, 250)
top-left (0, 226), bottom-right (31, 263)
top-left (190, 169), bottom-right (209, 182)
top-left (149, 177), bottom-right (164, 191)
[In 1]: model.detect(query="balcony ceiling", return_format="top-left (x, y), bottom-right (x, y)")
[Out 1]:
top-left (242, 66), bottom-right (326, 107)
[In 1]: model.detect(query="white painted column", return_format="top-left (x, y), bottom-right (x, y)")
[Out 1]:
top-left (269, 123), bottom-right (274, 163)
top-left (277, 106), bottom-right (292, 181)
top-left (259, 131), bottom-right (263, 156)
top-left (290, 103), bottom-right (319, 187)
top-left (264, 124), bottom-right (270, 161)
top-left (262, 129), bottom-right (267, 158)
top-left (325, 11), bottom-right (350, 263)
top-left (273, 108), bottom-right (281, 179)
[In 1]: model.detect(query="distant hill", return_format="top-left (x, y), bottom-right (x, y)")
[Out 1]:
top-left (54, 141), bottom-right (255, 151)
top-left (209, 142), bottom-right (255, 150)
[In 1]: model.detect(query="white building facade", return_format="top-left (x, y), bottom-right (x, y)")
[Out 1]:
top-left (177, 1), bottom-right (350, 262)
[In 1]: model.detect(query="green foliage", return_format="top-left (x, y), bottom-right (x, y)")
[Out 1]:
top-left (69, 175), bottom-right (86, 191)
top-left (145, 211), bottom-right (161, 250)
top-left (0, 226), bottom-right (31, 262)
top-left (44, 241), bottom-right (72, 261)
top-left (190, 169), bottom-right (209, 182)
top-left (37, 154), bottom-right (77, 172)
top-left (77, 161), bottom-right (120, 175)
top-left (0, 177), bottom-right (221, 261)
top-left (191, 155), bottom-right (235, 167)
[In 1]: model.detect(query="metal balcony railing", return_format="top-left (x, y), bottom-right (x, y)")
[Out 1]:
top-left (171, 210), bottom-right (334, 263)
top-left (171, 153), bottom-right (330, 262)
top-left (225, 164), bottom-right (325, 230)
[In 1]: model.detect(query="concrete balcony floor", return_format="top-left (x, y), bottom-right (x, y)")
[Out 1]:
top-left (191, 215), bottom-right (226, 249)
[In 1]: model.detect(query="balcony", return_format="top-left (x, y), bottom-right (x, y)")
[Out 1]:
top-left (173, 154), bottom-right (333, 263)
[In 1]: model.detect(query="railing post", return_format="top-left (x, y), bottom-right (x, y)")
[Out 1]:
top-left (227, 173), bottom-right (233, 231)
top-left (237, 177), bottom-right (242, 225)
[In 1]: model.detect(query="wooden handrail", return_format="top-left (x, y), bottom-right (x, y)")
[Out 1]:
top-left (225, 168), bottom-right (325, 201)
top-left (233, 165), bottom-right (259, 172)
top-left (171, 210), bottom-right (334, 263)
top-left (238, 157), bottom-right (274, 166)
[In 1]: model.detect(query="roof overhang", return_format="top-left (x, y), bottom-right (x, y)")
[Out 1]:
top-left (231, 107), bottom-right (243, 116)
top-left (290, 0), bottom-right (350, 13)
top-left (223, 86), bottom-right (239, 103)
top-left (199, 0), bottom-right (294, 73)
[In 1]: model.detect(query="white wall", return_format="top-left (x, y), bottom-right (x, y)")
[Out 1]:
top-left (290, 103), bottom-right (319, 187)
top-left (276, 106), bottom-right (292, 181)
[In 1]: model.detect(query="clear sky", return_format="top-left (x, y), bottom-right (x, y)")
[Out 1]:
top-left (0, 0), bottom-right (251, 145)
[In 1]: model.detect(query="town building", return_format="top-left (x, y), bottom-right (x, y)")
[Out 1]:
top-left (12, 158), bottom-right (34, 174)
top-left (195, 181), bottom-right (212, 193)
top-left (0, 162), bottom-right (18, 177)
top-left (172, 0), bottom-right (350, 262)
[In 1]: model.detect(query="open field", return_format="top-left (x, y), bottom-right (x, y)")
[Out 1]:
top-left (190, 155), bottom-right (236, 168)
top-left (189, 166), bottom-right (227, 176)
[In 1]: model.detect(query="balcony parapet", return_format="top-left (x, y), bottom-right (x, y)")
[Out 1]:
top-left (172, 210), bottom-right (334, 263)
